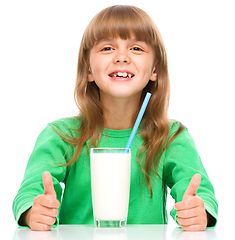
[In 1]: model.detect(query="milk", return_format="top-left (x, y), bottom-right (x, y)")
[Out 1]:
top-left (90, 149), bottom-right (131, 226)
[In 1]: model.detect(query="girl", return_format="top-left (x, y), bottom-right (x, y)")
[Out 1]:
top-left (13, 5), bottom-right (218, 231)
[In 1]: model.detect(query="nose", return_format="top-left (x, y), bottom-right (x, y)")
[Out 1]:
top-left (113, 50), bottom-right (131, 64)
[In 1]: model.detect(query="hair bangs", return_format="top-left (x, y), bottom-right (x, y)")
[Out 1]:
top-left (84, 5), bottom-right (158, 50)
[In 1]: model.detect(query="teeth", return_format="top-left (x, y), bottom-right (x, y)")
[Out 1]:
top-left (112, 72), bottom-right (132, 78)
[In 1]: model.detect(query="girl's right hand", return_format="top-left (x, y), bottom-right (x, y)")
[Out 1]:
top-left (25, 171), bottom-right (60, 231)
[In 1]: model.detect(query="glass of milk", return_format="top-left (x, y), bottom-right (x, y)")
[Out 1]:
top-left (90, 148), bottom-right (131, 228)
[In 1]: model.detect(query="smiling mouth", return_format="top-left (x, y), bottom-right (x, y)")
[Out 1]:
top-left (109, 72), bottom-right (135, 79)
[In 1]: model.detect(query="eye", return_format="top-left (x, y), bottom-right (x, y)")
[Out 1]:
top-left (101, 47), bottom-right (114, 51)
top-left (131, 47), bottom-right (143, 51)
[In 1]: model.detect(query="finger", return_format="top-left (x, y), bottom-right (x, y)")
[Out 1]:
top-left (33, 203), bottom-right (59, 218)
top-left (177, 215), bottom-right (201, 227)
top-left (41, 208), bottom-right (58, 218)
top-left (180, 224), bottom-right (207, 232)
top-left (41, 198), bottom-right (60, 209)
top-left (176, 206), bottom-right (202, 219)
top-left (30, 221), bottom-right (52, 231)
top-left (30, 210), bottom-right (56, 229)
top-left (183, 174), bottom-right (201, 201)
top-left (34, 195), bottom-right (60, 209)
top-left (43, 171), bottom-right (56, 198)
top-left (36, 214), bottom-right (56, 226)
top-left (174, 196), bottom-right (204, 210)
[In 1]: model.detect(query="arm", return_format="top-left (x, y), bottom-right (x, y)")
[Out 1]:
top-left (174, 174), bottom-right (210, 231)
top-left (12, 122), bottom-right (71, 229)
top-left (17, 172), bottom-right (60, 231)
top-left (163, 123), bottom-right (218, 230)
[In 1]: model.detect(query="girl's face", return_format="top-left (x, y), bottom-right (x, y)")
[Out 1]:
top-left (88, 37), bottom-right (157, 101)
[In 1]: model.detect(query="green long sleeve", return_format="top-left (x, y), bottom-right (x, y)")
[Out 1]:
top-left (12, 124), bottom-right (70, 227)
top-left (13, 117), bottom-right (218, 227)
top-left (163, 124), bottom-right (218, 227)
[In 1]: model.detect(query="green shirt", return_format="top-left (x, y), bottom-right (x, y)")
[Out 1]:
top-left (12, 117), bottom-right (218, 227)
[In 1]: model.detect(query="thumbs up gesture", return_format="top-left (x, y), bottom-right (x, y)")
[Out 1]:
top-left (24, 171), bottom-right (60, 231)
top-left (174, 174), bottom-right (207, 231)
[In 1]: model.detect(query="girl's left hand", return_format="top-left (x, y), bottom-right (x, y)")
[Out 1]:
top-left (174, 174), bottom-right (208, 231)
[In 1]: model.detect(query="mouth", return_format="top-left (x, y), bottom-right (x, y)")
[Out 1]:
top-left (108, 71), bottom-right (135, 79)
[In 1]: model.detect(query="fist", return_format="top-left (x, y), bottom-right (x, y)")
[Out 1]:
top-left (26, 171), bottom-right (60, 231)
top-left (174, 174), bottom-right (207, 231)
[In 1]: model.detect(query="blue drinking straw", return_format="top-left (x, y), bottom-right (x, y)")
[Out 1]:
top-left (124, 92), bottom-right (151, 153)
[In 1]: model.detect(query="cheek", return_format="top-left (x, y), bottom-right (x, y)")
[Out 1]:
top-left (142, 64), bottom-right (154, 79)
top-left (90, 56), bottom-right (109, 77)
top-left (136, 56), bottom-right (155, 76)
top-left (89, 60), bottom-right (100, 78)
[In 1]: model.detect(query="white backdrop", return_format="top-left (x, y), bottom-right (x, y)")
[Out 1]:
top-left (1, 0), bottom-right (234, 232)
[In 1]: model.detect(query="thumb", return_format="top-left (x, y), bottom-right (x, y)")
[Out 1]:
top-left (183, 173), bottom-right (201, 201)
top-left (43, 171), bottom-right (56, 199)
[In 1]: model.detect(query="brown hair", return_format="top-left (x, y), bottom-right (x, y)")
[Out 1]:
top-left (53, 5), bottom-right (184, 196)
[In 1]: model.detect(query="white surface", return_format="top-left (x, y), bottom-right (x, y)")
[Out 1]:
top-left (9, 224), bottom-right (222, 240)
top-left (91, 152), bottom-right (131, 221)
top-left (1, 0), bottom-right (234, 232)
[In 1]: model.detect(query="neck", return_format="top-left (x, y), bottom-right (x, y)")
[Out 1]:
top-left (101, 93), bottom-right (141, 130)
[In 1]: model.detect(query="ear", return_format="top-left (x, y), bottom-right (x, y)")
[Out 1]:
top-left (88, 70), bottom-right (94, 82)
top-left (150, 66), bottom-right (157, 81)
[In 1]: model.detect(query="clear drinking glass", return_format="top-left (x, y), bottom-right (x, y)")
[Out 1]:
top-left (90, 148), bottom-right (131, 228)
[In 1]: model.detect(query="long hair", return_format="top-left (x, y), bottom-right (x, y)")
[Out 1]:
top-left (53, 5), bottom-right (184, 196)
